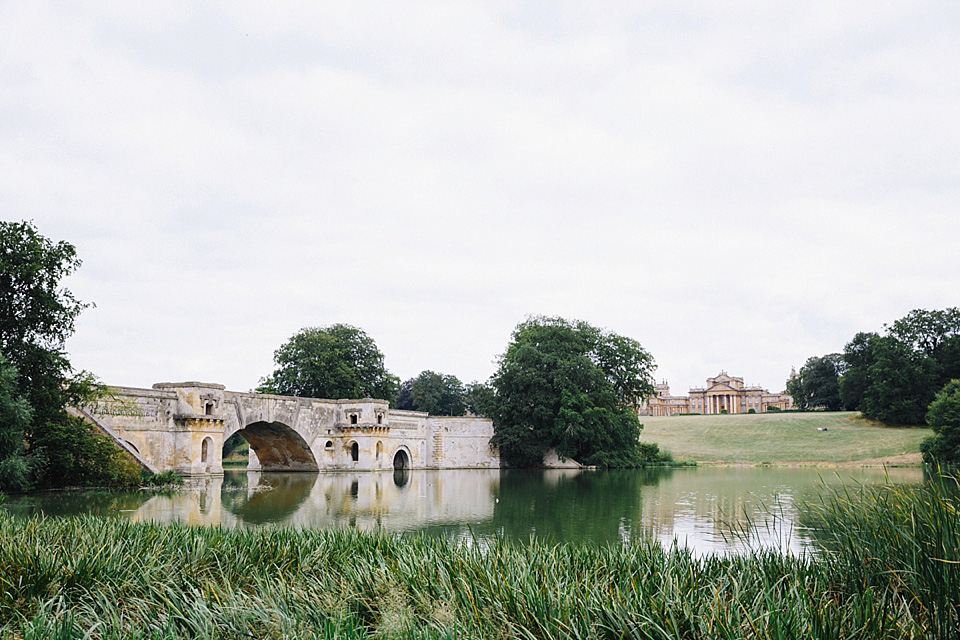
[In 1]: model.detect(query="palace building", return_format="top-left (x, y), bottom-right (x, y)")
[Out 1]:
top-left (641, 371), bottom-right (795, 417)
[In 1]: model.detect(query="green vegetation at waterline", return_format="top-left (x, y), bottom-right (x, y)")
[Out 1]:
top-left (3, 477), bottom-right (958, 638)
top-left (643, 411), bottom-right (930, 465)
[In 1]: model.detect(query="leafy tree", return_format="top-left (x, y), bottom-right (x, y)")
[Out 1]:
top-left (788, 354), bottom-right (843, 411)
top-left (0, 221), bottom-right (132, 489)
top-left (258, 324), bottom-right (400, 403)
top-left (466, 381), bottom-right (496, 417)
top-left (921, 380), bottom-right (960, 466)
top-left (887, 308), bottom-right (960, 358)
top-left (839, 309), bottom-right (960, 425)
top-left (486, 316), bottom-right (657, 468)
top-left (395, 377), bottom-right (414, 410)
top-left (839, 332), bottom-right (879, 411)
top-left (888, 308), bottom-right (960, 389)
top-left (0, 353), bottom-right (35, 491)
top-left (859, 335), bottom-right (937, 426)
top-left (0, 221), bottom-right (91, 430)
top-left (396, 370), bottom-right (467, 416)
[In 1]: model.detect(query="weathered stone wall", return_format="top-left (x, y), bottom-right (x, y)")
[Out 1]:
top-left (426, 416), bottom-right (499, 469)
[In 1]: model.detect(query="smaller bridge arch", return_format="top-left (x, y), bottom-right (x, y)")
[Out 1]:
top-left (393, 446), bottom-right (411, 471)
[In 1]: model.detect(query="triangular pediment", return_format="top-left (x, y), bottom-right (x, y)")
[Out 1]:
top-left (707, 382), bottom-right (737, 392)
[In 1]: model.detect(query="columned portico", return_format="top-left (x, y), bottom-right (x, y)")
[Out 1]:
top-left (643, 371), bottom-right (796, 416)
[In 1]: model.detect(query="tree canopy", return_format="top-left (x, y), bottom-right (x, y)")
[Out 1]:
top-left (486, 316), bottom-right (657, 468)
top-left (258, 324), bottom-right (400, 403)
top-left (787, 354), bottom-right (843, 411)
top-left (395, 370), bottom-right (467, 416)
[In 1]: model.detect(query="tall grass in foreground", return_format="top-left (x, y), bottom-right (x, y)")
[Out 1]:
top-left (1, 477), bottom-right (958, 639)
top-left (802, 473), bottom-right (960, 639)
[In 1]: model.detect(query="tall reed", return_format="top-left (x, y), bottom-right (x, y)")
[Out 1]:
top-left (1, 475), bottom-right (957, 638)
top-left (800, 472), bottom-right (960, 638)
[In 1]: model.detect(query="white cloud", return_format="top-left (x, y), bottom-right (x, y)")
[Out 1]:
top-left (2, 1), bottom-right (959, 394)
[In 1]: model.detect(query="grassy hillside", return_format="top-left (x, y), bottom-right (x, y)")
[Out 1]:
top-left (641, 411), bottom-right (931, 465)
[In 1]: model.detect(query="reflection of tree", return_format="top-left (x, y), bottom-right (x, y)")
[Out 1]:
top-left (220, 473), bottom-right (317, 524)
top-left (490, 469), bottom-right (672, 544)
top-left (3, 489), bottom-right (154, 517)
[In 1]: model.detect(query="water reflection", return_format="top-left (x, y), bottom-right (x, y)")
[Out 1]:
top-left (1, 467), bottom-right (924, 553)
top-left (221, 472), bottom-right (318, 524)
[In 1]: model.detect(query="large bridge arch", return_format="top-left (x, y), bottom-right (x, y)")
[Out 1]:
top-left (228, 421), bottom-right (319, 472)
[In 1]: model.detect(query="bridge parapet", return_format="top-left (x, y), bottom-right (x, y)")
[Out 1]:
top-left (82, 382), bottom-right (499, 475)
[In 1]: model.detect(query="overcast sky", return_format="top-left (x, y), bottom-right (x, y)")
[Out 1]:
top-left (2, 2), bottom-right (959, 397)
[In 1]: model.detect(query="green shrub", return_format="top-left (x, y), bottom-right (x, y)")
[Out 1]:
top-left (33, 414), bottom-right (141, 488)
top-left (141, 471), bottom-right (183, 487)
top-left (921, 380), bottom-right (960, 466)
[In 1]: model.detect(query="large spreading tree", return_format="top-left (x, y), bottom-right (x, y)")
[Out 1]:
top-left (396, 370), bottom-right (467, 416)
top-left (258, 324), bottom-right (400, 403)
top-left (486, 316), bottom-right (657, 468)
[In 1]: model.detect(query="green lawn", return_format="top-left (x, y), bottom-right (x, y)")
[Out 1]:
top-left (641, 411), bottom-right (931, 465)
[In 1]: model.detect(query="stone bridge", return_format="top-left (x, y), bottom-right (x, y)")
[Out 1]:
top-left (78, 382), bottom-right (499, 475)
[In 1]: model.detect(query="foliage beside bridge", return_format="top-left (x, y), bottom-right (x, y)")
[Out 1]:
top-left (0, 220), bottom-right (141, 492)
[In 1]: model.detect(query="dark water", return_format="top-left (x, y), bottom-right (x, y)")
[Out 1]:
top-left (3, 467), bottom-right (922, 553)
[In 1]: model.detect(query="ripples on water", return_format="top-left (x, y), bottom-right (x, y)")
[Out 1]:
top-left (2, 467), bottom-right (923, 554)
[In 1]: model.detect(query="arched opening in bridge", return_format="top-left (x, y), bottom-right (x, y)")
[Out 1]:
top-left (393, 449), bottom-right (409, 471)
top-left (201, 437), bottom-right (212, 464)
top-left (350, 442), bottom-right (359, 462)
top-left (230, 421), bottom-right (319, 472)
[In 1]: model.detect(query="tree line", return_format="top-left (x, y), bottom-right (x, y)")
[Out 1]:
top-left (788, 308), bottom-right (960, 464)
top-left (257, 316), bottom-right (667, 468)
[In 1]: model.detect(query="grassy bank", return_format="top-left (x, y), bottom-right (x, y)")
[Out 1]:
top-left (2, 476), bottom-right (958, 638)
top-left (642, 411), bottom-right (930, 465)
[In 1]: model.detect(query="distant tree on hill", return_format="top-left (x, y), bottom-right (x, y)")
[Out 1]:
top-left (921, 380), bottom-right (960, 466)
top-left (258, 324), bottom-right (400, 404)
top-left (395, 370), bottom-right (467, 416)
top-left (837, 309), bottom-right (960, 425)
top-left (838, 332), bottom-right (878, 411)
top-left (858, 336), bottom-right (937, 426)
top-left (787, 354), bottom-right (843, 411)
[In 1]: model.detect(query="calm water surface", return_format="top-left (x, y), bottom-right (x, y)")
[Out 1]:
top-left (4, 467), bottom-right (922, 554)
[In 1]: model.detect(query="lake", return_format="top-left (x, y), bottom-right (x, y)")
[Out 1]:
top-left (3, 466), bottom-right (923, 554)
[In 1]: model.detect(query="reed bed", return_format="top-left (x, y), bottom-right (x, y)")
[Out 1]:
top-left (2, 477), bottom-right (958, 639)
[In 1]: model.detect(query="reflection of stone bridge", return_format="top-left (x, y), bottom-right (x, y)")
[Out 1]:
top-left (77, 382), bottom-right (499, 475)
